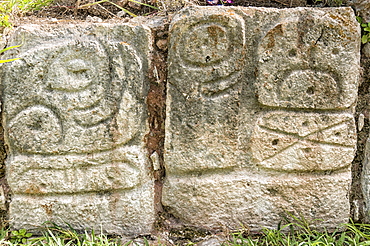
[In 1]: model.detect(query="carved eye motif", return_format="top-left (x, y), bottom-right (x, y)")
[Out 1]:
top-left (46, 57), bottom-right (94, 91)
top-left (171, 10), bottom-right (245, 97)
top-left (66, 59), bottom-right (89, 73)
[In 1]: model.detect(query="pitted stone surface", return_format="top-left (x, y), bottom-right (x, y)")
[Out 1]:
top-left (251, 112), bottom-right (357, 171)
top-left (256, 8), bottom-right (359, 109)
top-left (349, 0), bottom-right (370, 22)
top-left (2, 23), bottom-right (154, 235)
top-left (168, 7), bottom-right (246, 97)
top-left (164, 6), bottom-right (359, 231)
top-left (163, 171), bottom-right (351, 231)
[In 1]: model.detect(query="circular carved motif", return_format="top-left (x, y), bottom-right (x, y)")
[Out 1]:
top-left (9, 106), bottom-right (62, 153)
top-left (170, 9), bottom-right (245, 97)
top-left (180, 24), bottom-right (230, 65)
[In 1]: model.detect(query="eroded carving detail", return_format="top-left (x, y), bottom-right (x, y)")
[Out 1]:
top-left (3, 36), bottom-right (148, 195)
top-left (251, 111), bottom-right (357, 171)
top-left (5, 38), bottom-right (143, 154)
top-left (9, 106), bottom-right (63, 152)
top-left (256, 14), bottom-right (359, 109)
top-left (8, 147), bottom-right (144, 194)
top-left (2, 24), bottom-right (153, 235)
top-left (169, 8), bottom-right (245, 96)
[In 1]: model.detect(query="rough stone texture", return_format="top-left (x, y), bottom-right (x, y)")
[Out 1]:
top-left (361, 137), bottom-right (370, 221)
top-left (1, 23), bottom-right (154, 235)
top-left (164, 171), bottom-right (351, 230)
top-left (358, 40), bottom-right (370, 223)
top-left (256, 8), bottom-right (359, 109)
top-left (251, 112), bottom-right (356, 172)
top-left (349, 0), bottom-right (370, 22)
top-left (164, 6), bottom-right (360, 231)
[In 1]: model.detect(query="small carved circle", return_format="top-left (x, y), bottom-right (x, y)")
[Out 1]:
top-left (332, 48), bottom-right (340, 55)
top-left (288, 49), bottom-right (297, 57)
top-left (180, 24), bottom-right (230, 65)
top-left (9, 106), bottom-right (62, 153)
top-left (302, 121), bottom-right (309, 126)
top-left (303, 148), bottom-right (312, 153)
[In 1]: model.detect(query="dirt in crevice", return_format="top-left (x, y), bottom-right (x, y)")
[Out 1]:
top-left (351, 46), bottom-right (370, 223)
top-left (5, 0), bottom-right (365, 234)
top-left (145, 17), bottom-right (169, 224)
top-left (155, 206), bottom-right (218, 245)
top-left (0, 96), bottom-right (10, 228)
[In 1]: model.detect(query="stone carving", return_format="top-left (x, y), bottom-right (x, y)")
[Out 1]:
top-left (0, 7), bottom-right (361, 235)
top-left (168, 7), bottom-right (245, 97)
top-left (2, 24), bottom-right (154, 234)
top-left (251, 112), bottom-right (357, 171)
top-left (256, 13), bottom-right (359, 109)
top-left (6, 38), bottom-right (143, 154)
top-left (164, 7), bottom-right (360, 232)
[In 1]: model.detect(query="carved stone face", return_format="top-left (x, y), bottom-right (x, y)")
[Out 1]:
top-left (256, 16), bottom-right (359, 109)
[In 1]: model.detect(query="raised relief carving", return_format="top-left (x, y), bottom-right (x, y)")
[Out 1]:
top-left (9, 106), bottom-right (63, 152)
top-left (8, 148), bottom-right (144, 194)
top-left (6, 38), bottom-right (143, 154)
top-left (170, 8), bottom-right (245, 96)
top-left (251, 111), bottom-right (356, 171)
top-left (256, 14), bottom-right (359, 109)
top-left (4, 37), bottom-right (146, 194)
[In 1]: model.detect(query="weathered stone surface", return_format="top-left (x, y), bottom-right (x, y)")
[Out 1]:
top-left (251, 112), bottom-right (357, 171)
top-left (164, 6), bottom-right (359, 230)
top-left (362, 137), bottom-right (370, 222)
top-left (1, 23), bottom-right (154, 235)
top-left (256, 8), bottom-right (359, 109)
top-left (10, 182), bottom-right (154, 235)
top-left (349, 0), bottom-right (370, 22)
top-left (163, 171), bottom-right (351, 231)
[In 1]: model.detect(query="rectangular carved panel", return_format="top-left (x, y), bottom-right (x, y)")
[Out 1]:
top-left (2, 23), bottom-right (154, 235)
top-left (164, 6), bottom-right (360, 231)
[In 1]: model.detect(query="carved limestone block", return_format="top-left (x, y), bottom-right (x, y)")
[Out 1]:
top-left (164, 6), bottom-right (360, 231)
top-left (2, 23), bottom-right (154, 235)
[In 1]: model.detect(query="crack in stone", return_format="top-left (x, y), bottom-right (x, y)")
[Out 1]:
top-left (0, 79), bottom-right (11, 228)
top-left (144, 19), bottom-right (169, 224)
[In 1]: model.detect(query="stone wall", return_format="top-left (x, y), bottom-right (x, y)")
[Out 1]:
top-left (0, 6), bottom-right (363, 236)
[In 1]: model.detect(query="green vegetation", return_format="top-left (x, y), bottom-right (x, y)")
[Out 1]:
top-left (0, 0), bottom-right (53, 27)
top-left (2, 218), bottom-right (370, 245)
top-left (224, 214), bottom-right (370, 246)
top-left (10, 228), bottom-right (33, 244)
top-left (78, 0), bottom-right (158, 18)
top-left (226, 223), bottom-right (368, 246)
top-left (357, 16), bottom-right (370, 44)
top-left (0, 44), bottom-right (21, 63)
top-left (0, 224), bottom-right (125, 245)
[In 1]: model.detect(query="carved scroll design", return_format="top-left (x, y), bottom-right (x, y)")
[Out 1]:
top-left (5, 38), bottom-right (144, 155)
top-left (169, 8), bottom-right (246, 97)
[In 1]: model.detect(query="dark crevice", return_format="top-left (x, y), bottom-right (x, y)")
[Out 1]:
top-left (350, 46), bottom-right (370, 223)
top-left (0, 91), bottom-right (10, 228)
top-left (144, 17), bottom-right (169, 230)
